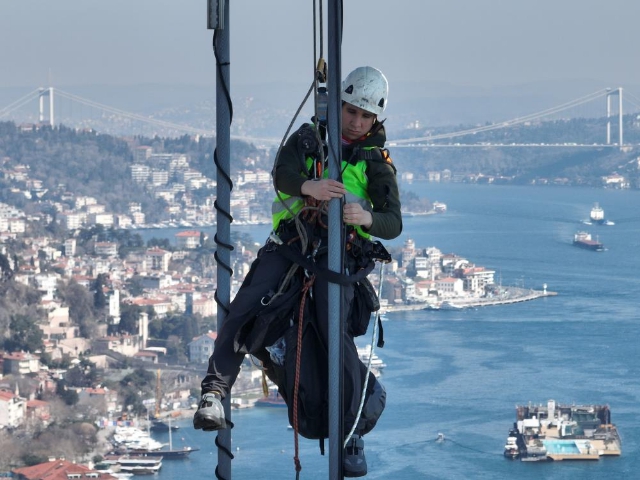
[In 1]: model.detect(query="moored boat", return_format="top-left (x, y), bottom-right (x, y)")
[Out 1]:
top-left (503, 428), bottom-right (520, 459)
top-left (103, 455), bottom-right (163, 475)
top-left (255, 387), bottom-right (287, 407)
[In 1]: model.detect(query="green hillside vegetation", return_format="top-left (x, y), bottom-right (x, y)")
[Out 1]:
top-left (0, 121), bottom-right (267, 222)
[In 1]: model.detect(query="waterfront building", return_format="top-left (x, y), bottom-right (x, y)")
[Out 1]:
top-left (175, 230), bottom-right (201, 249)
top-left (435, 276), bottom-right (465, 297)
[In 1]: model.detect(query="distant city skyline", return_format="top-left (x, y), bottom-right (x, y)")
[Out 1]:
top-left (2, 1), bottom-right (640, 90)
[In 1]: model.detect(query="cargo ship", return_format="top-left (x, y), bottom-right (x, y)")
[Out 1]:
top-left (505, 400), bottom-right (621, 462)
top-left (573, 232), bottom-right (604, 251)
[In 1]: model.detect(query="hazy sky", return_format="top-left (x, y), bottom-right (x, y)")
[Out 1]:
top-left (2, 0), bottom-right (639, 90)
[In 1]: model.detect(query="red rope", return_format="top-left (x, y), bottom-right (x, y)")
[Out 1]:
top-left (292, 274), bottom-right (315, 474)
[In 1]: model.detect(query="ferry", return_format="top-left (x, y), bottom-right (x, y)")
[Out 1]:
top-left (573, 232), bottom-right (604, 251)
top-left (505, 400), bottom-right (622, 462)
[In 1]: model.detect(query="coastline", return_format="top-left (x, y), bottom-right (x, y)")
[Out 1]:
top-left (385, 286), bottom-right (556, 312)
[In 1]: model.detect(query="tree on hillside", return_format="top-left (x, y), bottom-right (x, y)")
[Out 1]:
top-left (93, 273), bottom-right (109, 310)
top-left (5, 314), bottom-right (44, 353)
top-left (56, 279), bottom-right (98, 337)
top-left (119, 303), bottom-right (144, 335)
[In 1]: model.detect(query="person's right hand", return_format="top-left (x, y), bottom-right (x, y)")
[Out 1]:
top-left (301, 179), bottom-right (346, 201)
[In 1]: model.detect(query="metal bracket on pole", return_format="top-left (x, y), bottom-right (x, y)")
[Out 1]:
top-left (207, 0), bottom-right (226, 30)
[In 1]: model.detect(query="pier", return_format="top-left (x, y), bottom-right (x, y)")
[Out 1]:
top-left (385, 286), bottom-right (557, 312)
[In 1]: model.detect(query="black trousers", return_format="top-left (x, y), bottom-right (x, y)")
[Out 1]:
top-left (200, 239), bottom-right (373, 434)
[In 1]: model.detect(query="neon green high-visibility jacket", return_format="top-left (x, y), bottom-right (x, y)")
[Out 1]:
top-left (272, 122), bottom-right (403, 241)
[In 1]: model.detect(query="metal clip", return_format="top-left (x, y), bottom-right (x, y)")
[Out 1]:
top-left (269, 232), bottom-right (283, 245)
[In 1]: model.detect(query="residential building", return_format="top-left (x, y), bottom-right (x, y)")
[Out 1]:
top-left (2, 352), bottom-right (40, 375)
top-left (188, 332), bottom-right (217, 364)
top-left (175, 230), bottom-right (201, 249)
top-left (94, 242), bottom-right (118, 257)
top-left (145, 247), bottom-right (172, 272)
top-left (0, 389), bottom-right (26, 429)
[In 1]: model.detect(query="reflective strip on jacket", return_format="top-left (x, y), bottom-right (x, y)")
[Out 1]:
top-left (272, 155), bottom-right (373, 239)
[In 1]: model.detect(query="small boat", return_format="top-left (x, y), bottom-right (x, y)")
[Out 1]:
top-left (439, 301), bottom-right (464, 310)
top-left (255, 387), bottom-right (287, 407)
top-left (133, 417), bottom-right (199, 459)
top-left (503, 428), bottom-right (520, 459)
top-left (357, 344), bottom-right (387, 370)
top-left (149, 419), bottom-right (180, 432)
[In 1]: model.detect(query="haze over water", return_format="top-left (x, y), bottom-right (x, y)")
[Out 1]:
top-left (154, 182), bottom-right (640, 479)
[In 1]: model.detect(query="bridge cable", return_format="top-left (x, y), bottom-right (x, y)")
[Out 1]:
top-left (0, 89), bottom-right (42, 118)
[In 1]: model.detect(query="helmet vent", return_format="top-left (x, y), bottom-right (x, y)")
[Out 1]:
top-left (345, 85), bottom-right (354, 94)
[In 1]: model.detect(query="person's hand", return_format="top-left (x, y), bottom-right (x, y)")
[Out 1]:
top-left (301, 179), bottom-right (346, 201)
top-left (343, 202), bottom-right (372, 229)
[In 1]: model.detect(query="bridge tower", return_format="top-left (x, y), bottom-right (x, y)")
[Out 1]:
top-left (38, 87), bottom-right (54, 127)
top-left (606, 88), bottom-right (622, 146)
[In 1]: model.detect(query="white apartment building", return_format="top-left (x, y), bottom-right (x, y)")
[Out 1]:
top-left (60, 211), bottom-right (84, 230)
top-left (64, 238), bottom-right (76, 256)
top-left (90, 213), bottom-right (114, 227)
top-left (150, 169), bottom-right (169, 186)
top-left (435, 277), bottom-right (465, 297)
top-left (0, 390), bottom-right (26, 429)
top-left (130, 164), bottom-right (151, 183)
top-left (94, 241), bottom-right (118, 257)
top-left (175, 230), bottom-right (201, 249)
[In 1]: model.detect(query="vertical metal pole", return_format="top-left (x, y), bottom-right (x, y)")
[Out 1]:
top-left (618, 88), bottom-right (623, 147)
top-left (327, 0), bottom-right (343, 478)
top-left (606, 93), bottom-right (611, 145)
top-left (212, 1), bottom-right (232, 478)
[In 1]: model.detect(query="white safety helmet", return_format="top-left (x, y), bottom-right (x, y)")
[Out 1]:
top-left (342, 66), bottom-right (388, 116)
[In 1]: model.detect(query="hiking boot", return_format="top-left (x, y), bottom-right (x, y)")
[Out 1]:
top-left (343, 434), bottom-right (367, 477)
top-left (193, 392), bottom-right (226, 431)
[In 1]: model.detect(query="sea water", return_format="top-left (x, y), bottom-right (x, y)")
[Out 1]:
top-left (154, 183), bottom-right (640, 479)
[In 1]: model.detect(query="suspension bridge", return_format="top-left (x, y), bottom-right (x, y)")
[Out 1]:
top-left (1, 85), bottom-right (640, 148)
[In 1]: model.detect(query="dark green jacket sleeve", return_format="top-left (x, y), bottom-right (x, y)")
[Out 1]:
top-left (365, 156), bottom-right (403, 240)
top-left (274, 129), bottom-right (309, 196)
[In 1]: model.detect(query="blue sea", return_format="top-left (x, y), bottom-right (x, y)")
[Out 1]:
top-left (152, 183), bottom-right (640, 479)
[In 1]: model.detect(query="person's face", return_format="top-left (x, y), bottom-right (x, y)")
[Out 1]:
top-left (341, 103), bottom-right (376, 141)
